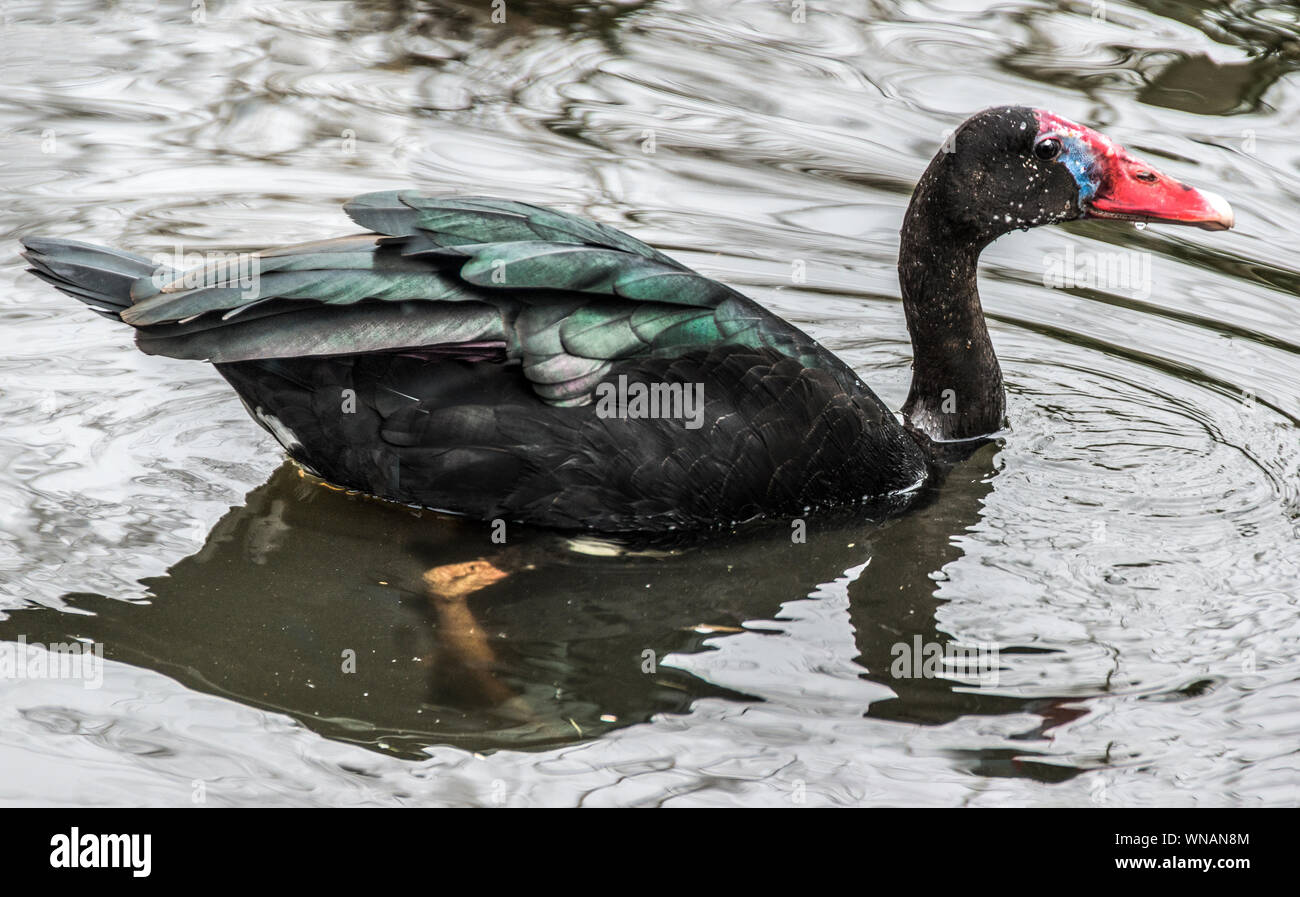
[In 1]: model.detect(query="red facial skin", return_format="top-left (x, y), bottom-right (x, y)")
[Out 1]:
top-left (1034, 111), bottom-right (1235, 232)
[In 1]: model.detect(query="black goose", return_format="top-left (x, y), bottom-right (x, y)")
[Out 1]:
top-left (22, 106), bottom-right (1233, 533)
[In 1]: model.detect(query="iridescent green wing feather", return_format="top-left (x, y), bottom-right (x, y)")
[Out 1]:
top-left (104, 191), bottom-right (854, 405)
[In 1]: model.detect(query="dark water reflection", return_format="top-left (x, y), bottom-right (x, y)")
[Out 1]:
top-left (1, 445), bottom-right (1022, 765)
top-left (3, 0), bottom-right (1300, 805)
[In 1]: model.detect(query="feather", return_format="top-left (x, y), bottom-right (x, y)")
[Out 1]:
top-left (24, 191), bottom-right (866, 416)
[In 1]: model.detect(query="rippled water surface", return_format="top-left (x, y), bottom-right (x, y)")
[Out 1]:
top-left (2, 0), bottom-right (1300, 806)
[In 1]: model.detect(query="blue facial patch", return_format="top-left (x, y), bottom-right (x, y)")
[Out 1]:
top-left (1058, 135), bottom-right (1101, 206)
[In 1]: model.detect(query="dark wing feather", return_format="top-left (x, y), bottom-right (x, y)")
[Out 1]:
top-left (30, 191), bottom-right (870, 406)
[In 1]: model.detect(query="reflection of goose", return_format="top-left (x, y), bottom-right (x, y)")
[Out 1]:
top-left (0, 445), bottom-right (1089, 779)
top-left (23, 108), bottom-right (1231, 532)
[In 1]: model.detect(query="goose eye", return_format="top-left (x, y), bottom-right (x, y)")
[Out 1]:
top-left (1034, 137), bottom-right (1063, 162)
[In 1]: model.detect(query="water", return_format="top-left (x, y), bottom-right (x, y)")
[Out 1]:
top-left (1, 0), bottom-right (1298, 806)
